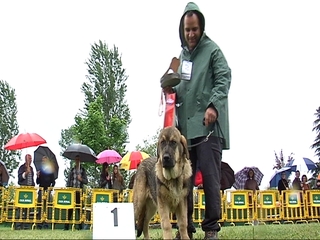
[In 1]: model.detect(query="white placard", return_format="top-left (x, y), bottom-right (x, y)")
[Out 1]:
top-left (92, 203), bottom-right (135, 240)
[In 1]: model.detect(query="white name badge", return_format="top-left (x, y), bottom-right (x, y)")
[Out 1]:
top-left (181, 60), bottom-right (193, 81)
top-left (92, 203), bottom-right (135, 239)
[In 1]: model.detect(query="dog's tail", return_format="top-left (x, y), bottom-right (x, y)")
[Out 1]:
top-left (136, 205), bottom-right (146, 237)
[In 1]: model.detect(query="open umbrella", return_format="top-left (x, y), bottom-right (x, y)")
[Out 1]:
top-left (0, 160), bottom-right (10, 186)
top-left (269, 167), bottom-right (293, 188)
top-left (34, 146), bottom-right (59, 180)
top-left (285, 157), bottom-right (317, 171)
top-left (62, 143), bottom-right (97, 162)
top-left (96, 149), bottom-right (122, 164)
top-left (233, 166), bottom-right (264, 190)
top-left (4, 132), bottom-right (46, 150)
top-left (119, 151), bottom-right (150, 170)
top-left (221, 162), bottom-right (235, 190)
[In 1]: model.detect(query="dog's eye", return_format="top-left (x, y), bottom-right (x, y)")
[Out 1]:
top-left (170, 140), bottom-right (176, 146)
top-left (160, 140), bottom-right (166, 145)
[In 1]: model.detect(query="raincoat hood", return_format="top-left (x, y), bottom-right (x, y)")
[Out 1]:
top-left (179, 2), bottom-right (205, 48)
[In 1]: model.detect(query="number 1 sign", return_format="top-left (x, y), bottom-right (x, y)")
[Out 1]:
top-left (92, 203), bottom-right (135, 239)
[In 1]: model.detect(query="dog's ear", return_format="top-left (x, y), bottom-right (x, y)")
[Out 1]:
top-left (157, 137), bottom-right (161, 161)
top-left (180, 135), bottom-right (189, 159)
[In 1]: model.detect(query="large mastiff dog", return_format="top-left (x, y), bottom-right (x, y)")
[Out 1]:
top-left (133, 126), bottom-right (192, 239)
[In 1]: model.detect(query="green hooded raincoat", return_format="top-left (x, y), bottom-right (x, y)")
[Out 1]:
top-left (175, 2), bottom-right (232, 149)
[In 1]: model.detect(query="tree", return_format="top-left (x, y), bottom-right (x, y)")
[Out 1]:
top-left (0, 80), bottom-right (20, 180)
top-left (311, 107), bottom-right (320, 160)
top-left (273, 149), bottom-right (294, 170)
top-left (81, 41), bottom-right (131, 133)
top-left (59, 125), bottom-right (78, 184)
top-left (135, 128), bottom-right (161, 157)
top-left (311, 107), bottom-right (320, 185)
top-left (59, 41), bottom-right (131, 188)
top-left (73, 97), bottom-right (108, 187)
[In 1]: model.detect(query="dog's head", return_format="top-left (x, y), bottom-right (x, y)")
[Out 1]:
top-left (156, 126), bottom-right (189, 179)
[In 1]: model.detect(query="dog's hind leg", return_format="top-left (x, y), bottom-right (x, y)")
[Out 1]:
top-left (175, 199), bottom-right (189, 240)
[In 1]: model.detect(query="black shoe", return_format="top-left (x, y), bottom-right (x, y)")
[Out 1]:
top-left (204, 230), bottom-right (218, 240)
top-left (63, 228), bottom-right (69, 231)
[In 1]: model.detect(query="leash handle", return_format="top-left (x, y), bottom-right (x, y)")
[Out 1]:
top-left (158, 90), bottom-right (164, 116)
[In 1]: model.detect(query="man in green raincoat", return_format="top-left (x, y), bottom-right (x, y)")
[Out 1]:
top-left (164, 2), bottom-right (231, 239)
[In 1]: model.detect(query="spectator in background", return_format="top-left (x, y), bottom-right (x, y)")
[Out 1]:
top-left (100, 163), bottom-right (112, 189)
top-left (301, 174), bottom-right (310, 192)
top-left (292, 170), bottom-right (302, 190)
top-left (244, 168), bottom-right (259, 193)
top-left (313, 179), bottom-right (320, 189)
top-left (64, 155), bottom-right (88, 231)
top-left (111, 165), bottom-right (125, 202)
top-left (16, 154), bottom-right (35, 230)
top-left (277, 172), bottom-right (289, 194)
top-left (36, 156), bottom-right (56, 229)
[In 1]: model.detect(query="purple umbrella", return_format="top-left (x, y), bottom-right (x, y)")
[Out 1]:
top-left (96, 149), bottom-right (122, 164)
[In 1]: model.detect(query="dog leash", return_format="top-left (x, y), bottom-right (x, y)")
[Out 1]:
top-left (187, 130), bottom-right (214, 148)
top-left (187, 120), bottom-right (225, 148)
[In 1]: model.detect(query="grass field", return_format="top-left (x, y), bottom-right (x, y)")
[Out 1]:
top-left (1, 223), bottom-right (320, 239)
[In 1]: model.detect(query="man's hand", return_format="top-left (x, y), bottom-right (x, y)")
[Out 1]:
top-left (37, 171), bottom-right (40, 178)
top-left (162, 86), bottom-right (174, 95)
top-left (77, 174), bottom-right (82, 182)
top-left (204, 107), bottom-right (218, 126)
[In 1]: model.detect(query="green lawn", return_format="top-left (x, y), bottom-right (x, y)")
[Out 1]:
top-left (1, 223), bottom-right (320, 239)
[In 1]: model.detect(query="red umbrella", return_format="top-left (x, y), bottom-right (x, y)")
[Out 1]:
top-left (119, 151), bottom-right (150, 170)
top-left (4, 133), bottom-right (47, 150)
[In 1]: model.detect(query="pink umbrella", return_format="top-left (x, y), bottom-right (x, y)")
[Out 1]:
top-left (96, 149), bottom-right (122, 164)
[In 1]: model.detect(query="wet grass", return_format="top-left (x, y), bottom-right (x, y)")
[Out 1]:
top-left (1, 223), bottom-right (320, 239)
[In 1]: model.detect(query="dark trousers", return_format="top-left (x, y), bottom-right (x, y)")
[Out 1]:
top-left (15, 208), bottom-right (30, 229)
top-left (37, 189), bottom-right (50, 227)
top-left (187, 136), bottom-right (222, 232)
top-left (64, 191), bottom-right (82, 230)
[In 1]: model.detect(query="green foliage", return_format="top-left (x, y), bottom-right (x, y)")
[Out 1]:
top-left (59, 41), bottom-right (131, 189)
top-left (135, 128), bottom-right (161, 157)
top-left (311, 106), bottom-right (320, 186)
top-left (273, 149), bottom-right (294, 170)
top-left (59, 126), bottom-right (77, 184)
top-left (2, 223), bottom-right (320, 239)
top-left (311, 106), bottom-right (320, 160)
top-left (0, 80), bottom-right (20, 179)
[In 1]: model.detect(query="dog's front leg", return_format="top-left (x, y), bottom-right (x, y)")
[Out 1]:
top-left (157, 199), bottom-right (173, 239)
top-left (175, 199), bottom-right (189, 240)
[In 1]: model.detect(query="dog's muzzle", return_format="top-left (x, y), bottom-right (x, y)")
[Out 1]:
top-left (162, 153), bottom-right (175, 168)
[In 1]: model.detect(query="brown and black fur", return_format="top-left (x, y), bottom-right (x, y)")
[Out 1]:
top-left (133, 126), bottom-right (192, 239)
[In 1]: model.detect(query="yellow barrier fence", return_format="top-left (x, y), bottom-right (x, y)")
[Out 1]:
top-left (0, 187), bottom-right (5, 223)
top-left (5, 186), bottom-right (41, 230)
top-left (305, 189), bottom-right (320, 223)
top-left (256, 190), bottom-right (282, 224)
top-left (47, 187), bottom-right (83, 230)
top-left (1, 187), bottom-right (319, 230)
top-left (83, 188), bottom-right (120, 229)
top-left (225, 190), bottom-right (255, 226)
top-left (281, 190), bottom-right (307, 224)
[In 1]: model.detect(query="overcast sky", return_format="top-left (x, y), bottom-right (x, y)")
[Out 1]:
top-left (1, 0), bottom-right (319, 188)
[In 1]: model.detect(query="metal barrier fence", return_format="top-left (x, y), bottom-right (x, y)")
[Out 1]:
top-left (1, 187), bottom-right (319, 230)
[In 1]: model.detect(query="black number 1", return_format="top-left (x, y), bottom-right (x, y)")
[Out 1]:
top-left (111, 207), bottom-right (118, 226)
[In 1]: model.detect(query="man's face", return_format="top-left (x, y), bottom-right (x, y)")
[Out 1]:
top-left (25, 155), bottom-right (32, 165)
top-left (183, 13), bottom-right (201, 51)
top-left (295, 171), bottom-right (300, 178)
